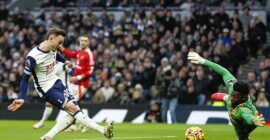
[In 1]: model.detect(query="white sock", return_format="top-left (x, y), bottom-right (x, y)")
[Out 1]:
top-left (56, 110), bottom-right (68, 122)
top-left (74, 111), bottom-right (104, 134)
top-left (39, 106), bottom-right (53, 124)
top-left (45, 113), bottom-right (75, 138)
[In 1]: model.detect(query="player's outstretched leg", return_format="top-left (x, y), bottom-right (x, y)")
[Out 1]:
top-left (65, 101), bottom-right (114, 138)
top-left (40, 113), bottom-right (75, 140)
top-left (33, 102), bottom-right (53, 129)
top-left (74, 111), bottom-right (114, 138)
top-left (57, 110), bottom-right (78, 132)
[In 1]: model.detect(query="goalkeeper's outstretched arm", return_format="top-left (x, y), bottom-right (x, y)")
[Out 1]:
top-left (241, 111), bottom-right (265, 127)
top-left (188, 52), bottom-right (236, 90)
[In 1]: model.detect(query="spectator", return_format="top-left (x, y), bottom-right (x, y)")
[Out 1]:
top-left (255, 90), bottom-right (269, 107)
top-left (160, 57), bottom-right (171, 73)
top-left (240, 6), bottom-right (252, 29)
top-left (179, 78), bottom-right (198, 104)
top-left (132, 84), bottom-right (144, 104)
top-left (180, 0), bottom-right (194, 19)
top-left (247, 71), bottom-right (260, 89)
top-left (109, 83), bottom-right (130, 104)
top-left (159, 70), bottom-right (181, 123)
top-left (252, 13), bottom-right (267, 43)
top-left (259, 70), bottom-right (270, 99)
top-left (0, 1), bottom-right (9, 21)
top-left (213, 6), bottom-right (229, 29)
top-left (0, 85), bottom-right (4, 102)
top-left (193, 66), bottom-right (209, 105)
top-left (248, 19), bottom-right (262, 58)
top-left (144, 100), bottom-right (162, 123)
top-left (6, 86), bottom-right (18, 101)
top-left (92, 80), bottom-right (114, 103)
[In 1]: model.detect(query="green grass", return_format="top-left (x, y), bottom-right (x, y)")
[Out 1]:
top-left (0, 120), bottom-right (269, 140)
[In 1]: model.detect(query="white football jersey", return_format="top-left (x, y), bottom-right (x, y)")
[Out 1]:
top-left (24, 46), bottom-right (60, 97)
top-left (55, 62), bottom-right (70, 88)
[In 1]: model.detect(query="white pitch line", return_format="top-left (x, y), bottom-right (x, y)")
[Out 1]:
top-left (65, 135), bottom-right (177, 140)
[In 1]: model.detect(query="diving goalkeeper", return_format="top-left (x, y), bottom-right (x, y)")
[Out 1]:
top-left (188, 52), bottom-right (265, 140)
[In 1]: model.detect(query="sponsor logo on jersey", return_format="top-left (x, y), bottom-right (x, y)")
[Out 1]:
top-left (46, 62), bottom-right (56, 75)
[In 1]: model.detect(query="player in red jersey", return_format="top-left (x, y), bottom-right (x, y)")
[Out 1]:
top-left (33, 35), bottom-right (95, 133)
top-left (60, 34), bottom-right (95, 101)
top-left (58, 35), bottom-right (95, 132)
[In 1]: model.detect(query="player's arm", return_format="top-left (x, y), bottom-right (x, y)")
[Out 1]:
top-left (8, 56), bottom-right (36, 111)
top-left (240, 108), bottom-right (265, 127)
top-left (188, 52), bottom-right (236, 92)
top-left (58, 45), bottom-right (77, 58)
top-left (56, 53), bottom-right (72, 68)
top-left (204, 59), bottom-right (236, 88)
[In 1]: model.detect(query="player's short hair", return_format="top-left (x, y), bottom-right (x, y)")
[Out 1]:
top-left (233, 81), bottom-right (249, 96)
top-left (45, 28), bottom-right (66, 40)
top-left (79, 34), bottom-right (90, 40)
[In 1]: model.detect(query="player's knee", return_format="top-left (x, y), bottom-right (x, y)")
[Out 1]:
top-left (65, 101), bottom-right (79, 114)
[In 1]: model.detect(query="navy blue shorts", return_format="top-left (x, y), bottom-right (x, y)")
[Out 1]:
top-left (42, 80), bottom-right (76, 109)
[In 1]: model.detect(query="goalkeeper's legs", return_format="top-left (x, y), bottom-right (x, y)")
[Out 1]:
top-left (33, 102), bottom-right (53, 129)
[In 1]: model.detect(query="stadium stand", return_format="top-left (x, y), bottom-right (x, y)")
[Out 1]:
top-left (0, 0), bottom-right (268, 109)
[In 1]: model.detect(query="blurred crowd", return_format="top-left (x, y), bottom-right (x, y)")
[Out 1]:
top-left (38, 0), bottom-right (266, 8)
top-left (0, 0), bottom-right (268, 113)
top-left (247, 52), bottom-right (270, 108)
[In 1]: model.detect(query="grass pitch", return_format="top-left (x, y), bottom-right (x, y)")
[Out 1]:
top-left (0, 120), bottom-right (269, 140)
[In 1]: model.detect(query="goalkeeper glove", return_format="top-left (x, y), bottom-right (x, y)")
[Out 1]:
top-left (253, 111), bottom-right (265, 127)
top-left (187, 52), bottom-right (205, 64)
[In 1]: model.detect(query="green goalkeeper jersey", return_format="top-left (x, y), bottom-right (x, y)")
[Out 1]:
top-left (204, 60), bottom-right (257, 137)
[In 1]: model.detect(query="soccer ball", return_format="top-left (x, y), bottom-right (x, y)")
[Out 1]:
top-left (185, 126), bottom-right (205, 140)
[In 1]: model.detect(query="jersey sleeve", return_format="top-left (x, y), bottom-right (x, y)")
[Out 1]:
top-left (63, 48), bottom-right (77, 58)
top-left (56, 53), bottom-right (66, 63)
top-left (24, 56), bottom-right (37, 75)
top-left (239, 107), bottom-right (254, 125)
top-left (204, 60), bottom-right (237, 94)
top-left (19, 56), bottom-right (37, 99)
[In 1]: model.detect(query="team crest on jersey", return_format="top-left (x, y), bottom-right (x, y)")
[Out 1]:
top-left (25, 59), bottom-right (31, 67)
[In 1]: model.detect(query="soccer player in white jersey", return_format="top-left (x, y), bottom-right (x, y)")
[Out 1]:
top-left (7, 28), bottom-right (114, 140)
top-left (33, 35), bottom-right (95, 133)
top-left (32, 62), bottom-right (72, 130)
